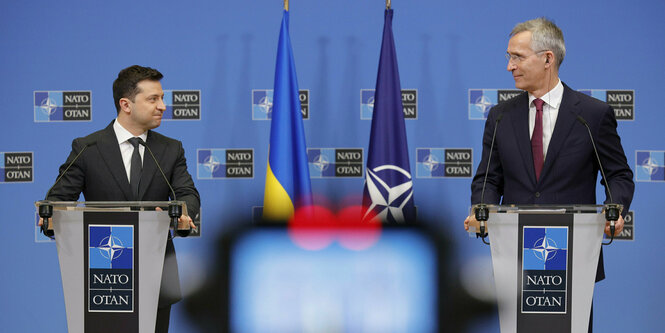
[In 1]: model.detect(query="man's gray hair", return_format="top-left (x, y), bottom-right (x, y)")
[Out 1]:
top-left (511, 17), bottom-right (566, 68)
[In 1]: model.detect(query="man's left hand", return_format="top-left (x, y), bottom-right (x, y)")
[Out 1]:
top-left (155, 207), bottom-right (197, 230)
top-left (178, 214), bottom-right (196, 230)
top-left (605, 215), bottom-right (624, 237)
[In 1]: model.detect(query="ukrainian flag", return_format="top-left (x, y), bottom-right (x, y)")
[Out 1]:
top-left (263, 10), bottom-right (312, 221)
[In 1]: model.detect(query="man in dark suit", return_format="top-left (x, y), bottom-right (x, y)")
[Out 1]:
top-left (463, 18), bottom-right (634, 331)
top-left (45, 65), bottom-right (200, 332)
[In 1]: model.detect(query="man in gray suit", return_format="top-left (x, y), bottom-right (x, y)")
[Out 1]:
top-left (46, 65), bottom-right (200, 332)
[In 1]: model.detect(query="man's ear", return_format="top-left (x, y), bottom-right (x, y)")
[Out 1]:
top-left (118, 98), bottom-right (132, 114)
top-left (544, 51), bottom-right (554, 67)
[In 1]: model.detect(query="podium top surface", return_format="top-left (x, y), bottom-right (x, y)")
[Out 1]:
top-left (474, 204), bottom-right (622, 214)
top-left (35, 200), bottom-right (186, 211)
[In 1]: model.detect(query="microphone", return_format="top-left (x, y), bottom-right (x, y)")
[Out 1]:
top-left (575, 115), bottom-right (620, 245)
top-left (39, 140), bottom-right (96, 237)
top-left (138, 138), bottom-right (190, 237)
top-left (475, 111), bottom-right (504, 244)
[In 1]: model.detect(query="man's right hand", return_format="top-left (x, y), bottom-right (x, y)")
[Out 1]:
top-left (464, 214), bottom-right (479, 231)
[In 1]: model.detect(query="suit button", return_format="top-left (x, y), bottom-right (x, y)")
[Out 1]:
top-left (535, 192), bottom-right (541, 198)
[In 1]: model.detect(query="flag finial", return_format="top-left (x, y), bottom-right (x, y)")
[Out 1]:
top-left (386, 0), bottom-right (391, 9)
top-left (285, 0), bottom-right (289, 11)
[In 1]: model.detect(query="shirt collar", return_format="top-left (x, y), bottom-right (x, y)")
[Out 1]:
top-left (528, 79), bottom-right (563, 109)
top-left (113, 119), bottom-right (148, 145)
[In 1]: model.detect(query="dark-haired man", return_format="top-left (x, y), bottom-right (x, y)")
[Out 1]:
top-left (46, 65), bottom-right (200, 332)
top-left (464, 18), bottom-right (634, 332)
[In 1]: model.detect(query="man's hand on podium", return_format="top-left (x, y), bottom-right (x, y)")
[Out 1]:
top-left (464, 214), bottom-right (479, 232)
top-left (155, 206), bottom-right (196, 231)
top-left (179, 214), bottom-right (196, 231)
top-left (605, 215), bottom-right (624, 237)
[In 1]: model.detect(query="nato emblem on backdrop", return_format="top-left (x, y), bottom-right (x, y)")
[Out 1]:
top-left (1, 152), bottom-right (33, 183)
top-left (635, 150), bottom-right (664, 182)
top-left (88, 225), bottom-right (134, 312)
top-left (197, 148), bottom-right (254, 179)
top-left (34, 91), bottom-right (92, 122)
top-left (468, 89), bottom-right (521, 120)
top-left (416, 148), bottom-right (445, 178)
top-left (251, 89), bottom-right (309, 120)
top-left (578, 89), bottom-right (634, 120)
top-left (522, 226), bottom-right (568, 314)
top-left (307, 148), bottom-right (363, 178)
top-left (360, 89), bottom-right (418, 120)
top-left (416, 148), bottom-right (473, 178)
top-left (163, 90), bottom-right (201, 120)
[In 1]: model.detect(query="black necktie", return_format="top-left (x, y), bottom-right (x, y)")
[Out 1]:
top-left (128, 137), bottom-right (142, 200)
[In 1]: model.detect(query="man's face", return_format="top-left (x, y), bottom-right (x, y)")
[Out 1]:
top-left (127, 80), bottom-right (166, 132)
top-left (506, 31), bottom-right (548, 94)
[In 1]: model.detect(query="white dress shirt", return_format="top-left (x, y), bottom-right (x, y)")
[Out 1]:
top-left (528, 79), bottom-right (563, 160)
top-left (113, 119), bottom-right (148, 183)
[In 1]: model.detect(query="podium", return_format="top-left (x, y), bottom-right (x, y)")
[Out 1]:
top-left (469, 205), bottom-right (613, 333)
top-left (35, 201), bottom-right (183, 333)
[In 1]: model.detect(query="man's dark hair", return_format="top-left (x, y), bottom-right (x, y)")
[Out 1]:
top-left (113, 65), bottom-right (163, 113)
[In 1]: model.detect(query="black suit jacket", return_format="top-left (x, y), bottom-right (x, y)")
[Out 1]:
top-left (471, 83), bottom-right (635, 281)
top-left (48, 120), bottom-right (200, 306)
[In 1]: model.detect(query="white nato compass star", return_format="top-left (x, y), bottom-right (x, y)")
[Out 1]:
top-left (40, 97), bottom-right (58, 116)
top-left (312, 154), bottom-right (329, 172)
top-left (363, 164), bottom-right (413, 222)
top-left (203, 155), bottom-right (221, 174)
top-left (422, 154), bottom-right (439, 172)
top-left (474, 95), bottom-right (493, 117)
top-left (258, 95), bottom-right (273, 115)
top-left (367, 96), bottom-right (375, 110)
top-left (98, 235), bottom-right (126, 261)
top-left (532, 236), bottom-right (559, 262)
top-left (641, 157), bottom-right (659, 176)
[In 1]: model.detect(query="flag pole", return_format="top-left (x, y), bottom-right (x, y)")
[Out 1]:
top-left (386, 0), bottom-right (391, 9)
top-left (285, 0), bottom-right (289, 11)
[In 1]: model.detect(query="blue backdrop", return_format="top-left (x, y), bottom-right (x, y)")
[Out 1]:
top-left (1, 0), bottom-right (663, 331)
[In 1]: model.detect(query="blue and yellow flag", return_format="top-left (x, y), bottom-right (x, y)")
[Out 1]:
top-left (263, 10), bottom-right (312, 220)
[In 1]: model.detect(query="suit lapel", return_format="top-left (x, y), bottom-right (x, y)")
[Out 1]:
top-left (97, 122), bottom-right (134, 200)
top-left (540, 84), bottom-right (581, 181)
top-left (510, 93), bottom-right (537, 184)
top-left (138, 131), bottom-right (164, 200)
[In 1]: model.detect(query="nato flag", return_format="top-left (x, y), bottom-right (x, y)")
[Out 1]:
top-left (362, 9), bottom-right (415, 223)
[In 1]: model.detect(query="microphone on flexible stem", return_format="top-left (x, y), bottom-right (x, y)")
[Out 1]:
top-left (138, 139), bottom-right (190, 237)
top-left (575, 115), bottom-right (620, 245)
top-left (475, 111), bottom-right (504, 245)
top-left (38, 140), bottom-right (96, 237)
